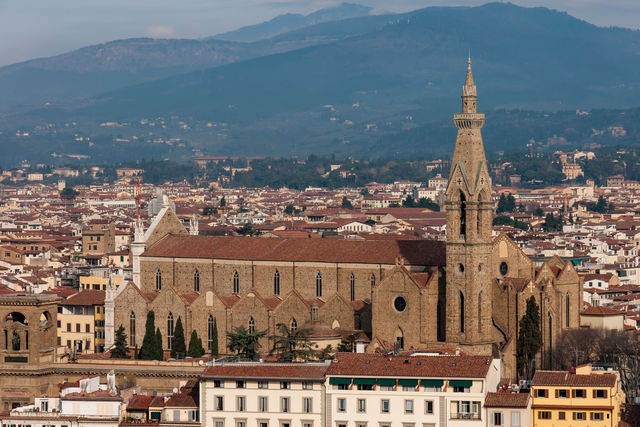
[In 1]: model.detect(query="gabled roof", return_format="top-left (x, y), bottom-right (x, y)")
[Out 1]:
top-left (484, 392), bottom-right (530, 408)
top-left (531, 370), bottom-right (617, 387)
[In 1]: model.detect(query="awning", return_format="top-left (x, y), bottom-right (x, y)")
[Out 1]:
top-left (329, 377), bottom-right (352, 385)
top-left (398, 379), bottom-right (418, 387)
top-left (353, 378), bottom-right (376, 385)
top-left (377, 378), bottom-right (396, 386)
top-left (449, 380), bottom-right (473, 387)
top-left (421, 379), bottom-right (444, 387)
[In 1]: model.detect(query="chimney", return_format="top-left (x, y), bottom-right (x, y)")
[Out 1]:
top-left (355, 339), bottom-right (365, 354)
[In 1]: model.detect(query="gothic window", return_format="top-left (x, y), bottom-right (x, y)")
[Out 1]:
top-left (155, 269), bottom-right (162, 291)
top-left (459, 291), bottom-right (465, 333)
top-left (548, 313), bottom-right (553, 366)
top-left (459, 191), bottom-right (467, 238)
top-left (316, 272), bottom-right (322, 297)
top-left (274, 270), bottom-right (280, 295)
top-left (290, 318), bottom-right (297, 333)
top-left (129, 312), bottom-right (136, 347)
top-left (349, 273), bottom-right (355, 301)
top-left (395, 327), bottom-right (404, 350)
top-left (311, 304), bottom-right (319, 321)
top-left (208, 315), bottom-right (214, 351)
top-left (565, 293), bottom-right (570, 328)
top-left (248, 317), bottom-right (255, 334)
top-left (167, 313), bottom-right (174, 350)
top-left (370, 273), bottom-right (376, 288)
top-left (437, 300), bottom-right (445, 342)
top-left (233, 271), bottom-right (239, 294)
top-left (478, 291), bottom-right (484, 335)
top-left (477, 190), bottom-right (487, 239)
top-left (193, 270), bottom-right (200, 292)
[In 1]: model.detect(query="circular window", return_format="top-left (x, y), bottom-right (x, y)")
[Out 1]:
top-left (459, 263), bottom-right (465, 273)
top-left (394, 296), bottom-right (407, 312)
top-left (499, 261), bottom-right (509, 276)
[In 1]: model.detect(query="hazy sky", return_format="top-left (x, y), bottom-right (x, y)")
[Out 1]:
top-left (0, 0), bottom-right (638, 67)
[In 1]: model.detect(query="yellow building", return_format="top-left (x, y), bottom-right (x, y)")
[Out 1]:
top-left (57, 290), bottom-right (106, 354)
top-left (79, 275), bottom-right (123, 290)
top-left (531, 364), bottom-right (625, 426)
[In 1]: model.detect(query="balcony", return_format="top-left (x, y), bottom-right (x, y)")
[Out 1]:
top-left (451, 412), bottom-right (481, 420)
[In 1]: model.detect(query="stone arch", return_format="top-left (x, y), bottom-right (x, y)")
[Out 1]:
top-left (331, 319), bottom-right (340, 329)
top-left (193, 269), bottom-right (200, 292)
top-left (395, 326), bottom-right (404, 349)
top-left (155, 269), bottom-right (162, 291)
top-left (233, 271), bottom-right (239, 294)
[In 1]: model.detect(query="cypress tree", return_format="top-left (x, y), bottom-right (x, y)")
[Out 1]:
top-left (516, 296), bottom-right (543, 379)
top-left (110, 325), bottom-right (130, 359)
top-left (212, 318), bottom-right (219, 357)
top-left (139, 311), bottom-right (157, 360)
top-left (188, 330), bottom-right (205, 357)
top-left (171, 317), bottom-right (187, 359)
top-left (155, 328), bottom-right (164, 360)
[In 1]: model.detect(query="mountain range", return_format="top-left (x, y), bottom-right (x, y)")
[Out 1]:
top-left (1, 2), bottom-right (640, 164)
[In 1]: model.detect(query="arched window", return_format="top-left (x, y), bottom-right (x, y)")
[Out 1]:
top-left (290, 318), bottom-right (297, 333)
top-left (316, 272), bottom-right (322, 297)
top-left (193, 270), bottom-right (200, 292)
top-left (349, 273), bottom-right (355, 301)
top-left (478, 291), bottom-right (484, 336)
top-left (565, 293), bottom-right (570, 328)
top-left (155, 269), bottom-right (162, 291)
top-left (208, 315), bottom-right (214, 351)
top-left (248, 317), bottom-right (255, 334)
top-left (274, 270), bottom-right (280, 295)
top-left (233, 271), bottom-right (239, 294)
top-left (459, 291), bottom-right (465, 333)
top-left (370, 273), bottom-right (376, 288)
top-left (129, 312), bottom-right (136, 347)
top-left (459, 191), bottom-right (467, 238)
top-left (548, 312), bottom-right (553, 367)
top-left (311, 304), bottom-right (319, 321)
top-left (167, 313), bottom-right (174, 350)
top-left (395, 327), bottom-right (404, 350)
top-left (477, 190), bottom-right (487, 239)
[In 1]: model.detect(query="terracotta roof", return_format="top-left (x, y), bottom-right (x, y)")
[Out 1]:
top-left (582, 306), bottom-right (625, 316)
top-left (127, 395), bottom-right (154, 411)
top-left (202, 362), bottom-right (329, 380)
top-left (63, 290), bottom-right (105, 306)
top-left (326, 353), bottom-right (493, 378)
top-left (143, 236), bottom-right (445, 266)
top-left (531, 370), bottom-right (618, 387)
top-left (149, 396), bottom-right (165, 408)
top-left (484, 392), bottom-right (530, 408)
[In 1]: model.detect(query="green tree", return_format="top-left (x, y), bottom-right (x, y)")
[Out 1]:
top-left (211, 318), bottom-right (219, 357)
top-left (533, 206), bottom-right (544, 217)
top-left (171, 317), bottom-right (187, 359)
top-left (337, 332), bottom-right (361, 352)
top-left (316, 345), bottom-right (334, 360)
top-left (269, 323), bottom-right (315, 361)
top-left (284, 204), bottom-right (295, 215)
top-left (517, 296), bottom-right (542, 380)
top-left (402, 195), bottom-right (416, 207)
top-left (416, 197), bottom-right (440, 211)
top-left (341, 196), bottom-right (353, 209)
top-left (139, 311), bottom-right (158, 360)
top-left (227, 326), bottom-right (267, 360)
top-left (110, 325), bottom-right (130, 359)
top-left (155, 328), bottom-right (164, 360)
top-left (543, 213), bottom-right (563, 232)
top-left (203, 206), bottom-right (216, 216)
top-left (497, 193), bottom-right (515, 213)
top-left (187, 330), bottom-right (205, 358)
top-left (219, 196), bottom-right (226, 207)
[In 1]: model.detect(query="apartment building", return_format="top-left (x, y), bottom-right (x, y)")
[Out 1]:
top-left (530, 364), bottom-right (625, 426)
top-left (57, 290), bottom-right (106, 353)
top-left (200, 361), bottom-right (329, 427)
top-left (325, 352), bottom-right (501, 427)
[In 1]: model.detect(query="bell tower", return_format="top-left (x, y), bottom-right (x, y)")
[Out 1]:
top-left (445, 58), bottom-right (493, 346)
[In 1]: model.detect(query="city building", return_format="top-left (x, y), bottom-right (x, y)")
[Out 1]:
top-left (57, 290), bottom-right (106, 353)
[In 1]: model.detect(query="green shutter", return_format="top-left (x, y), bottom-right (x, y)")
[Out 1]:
top-left (398, 379), bottom-right (418, 387)
top-left (449, 380), bottom-right (473, 388)
top-left (377, 378), bottom-right (396, 386)
top-left (329, 377), bottom-right (352, 385)
top-left (352, 378), bottom-right (376, 385)
top-left (150, 412), bottom-right (161, 420)
top-left (420, 379), bottom-right (444, 387)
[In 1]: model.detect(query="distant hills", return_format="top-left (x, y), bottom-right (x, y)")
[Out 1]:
top-left (1, 2), bottom-right (640, 164)
top-left (212, 2), bottom-right (374, 42)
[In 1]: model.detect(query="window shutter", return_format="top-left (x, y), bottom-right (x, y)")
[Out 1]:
top-left (571, 389), bottom-right (576, 398)
top-left (545, 389), bottom-right (549, 398)
top-left (555, 390), bottom-right (559, 398)
top-left (590, 413), bottom-right (593, 420)
top-left (593, 390), bottom-right (596, 398)
top-left (572, 412), bottom-right (577, 420)
top-left (604, 390), bottom-right (608, 398)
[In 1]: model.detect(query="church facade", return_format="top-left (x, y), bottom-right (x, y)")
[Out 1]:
top-left (113, 61), bottom-right (581, 379)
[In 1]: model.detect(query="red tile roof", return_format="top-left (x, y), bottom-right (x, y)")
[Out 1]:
top-left (143, 236), bottom-right (445, 266)
top-left (581, 306), bottom-right (625, 316)
top-left (202, 362), bottom-right (329, 380)
top-left (64, 290), bottom-right (105, 306)
top-left (326, 353), bottom-right (494, 378)
top-left (127, 395), bottom-right (154, 411)
top-left (531, 370), bottom-right (618, 387)
top-left (484, 392), bottom-right (530, 408)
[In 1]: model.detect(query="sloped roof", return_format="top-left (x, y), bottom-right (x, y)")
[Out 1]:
top-left (531, 370), bottom-right (617, 387)
top-left (143, 235), bottom-right (445, 266)
top-left (202, 362), bottom-right (329, 380)
top-left (484, 392), bottom-right (530, 408)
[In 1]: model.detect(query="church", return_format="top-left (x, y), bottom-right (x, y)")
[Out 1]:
top-left (112, 60), bottom-right (581, 379)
